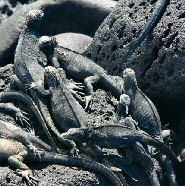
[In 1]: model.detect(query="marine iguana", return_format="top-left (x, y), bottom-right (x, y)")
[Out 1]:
top-left (44, 66), bottom-right (88, 132)
top-left (111, 112), bottom-right (161, 186)
top-left (43, 66), bottom-right (158, 185)
top-left (13, 9), bottom-right (64, 152)
top-left (38, 36), bottom-right (122, 109)
top-left (0, 121), bottom-right (124, 186)
top-left (60, 125), bottom-right (179, 165)
top-left (121, 70), bottom-right (178, 186)
top-left (122, 68), bottom-right (162, 141)
top-left (0, 119), bottom-right (52, 155)
top-left (123, 0), bottom-right (170, 61)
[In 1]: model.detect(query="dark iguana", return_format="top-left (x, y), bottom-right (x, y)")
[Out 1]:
top-left (12, 9), bottom-right (65, 152)
top-left (43, 66), bottom-right (158, 185)
top-left (111, 113), bottom-right (160, 186)
top-left (44, 66), bottom-right (88, 132)
top-left (122, 68), bottom-right (162, 141)
top-left (38, 36), bottom-right (122, 109)
top-left (61, 125), bottom-right (179, 164)
top-left (0, 121), bottom-right (124, 186)
top-left (121, 69), bottom-right (178, 186)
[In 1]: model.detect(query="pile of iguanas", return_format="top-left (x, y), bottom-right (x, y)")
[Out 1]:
top-left (0, 1), bottom-right (180, 185)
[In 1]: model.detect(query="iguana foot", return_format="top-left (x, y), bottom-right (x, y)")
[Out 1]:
top-left (67, 82), bottom-right (84, 91)
top-left (15, 109), bottom-right (30, 128)
top-left (70, 89), bottom-right (85, 104)
top-left (85, 95), bottom-right (93, 110)
top-left (16, 169), bottom-right (39, 184)
top-left (69, 147), bottom-right (79, 157)
top-left (24, 82), bottom-right (37, 91)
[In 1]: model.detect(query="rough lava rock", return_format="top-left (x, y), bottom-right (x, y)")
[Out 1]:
top-left (55, 33), bottom-right (93, 54)
top-left (85, 0), bottom-right (185, 124)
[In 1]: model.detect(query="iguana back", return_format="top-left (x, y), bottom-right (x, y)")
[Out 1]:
top-left (14, 11), bottom-right (47, 86)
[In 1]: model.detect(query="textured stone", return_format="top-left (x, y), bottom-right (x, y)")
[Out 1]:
top-left (85, 0), bottom-right (185, 121)
top-left (55, 32), bottom-right (93, 54)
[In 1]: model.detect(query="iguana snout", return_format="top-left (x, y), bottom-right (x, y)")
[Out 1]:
top-left (119, 94), bottom-right (130, 106)
top-left (61, 128), bottom-right (86, 142)
top-left (123, 68), bottom-right (137, 88)
top-left (39, 36), bottom-right (57, 53)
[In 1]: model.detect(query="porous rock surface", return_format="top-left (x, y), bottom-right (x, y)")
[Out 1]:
top-left (55, 33), bottom-right (93, 54)
top-left (85, 0), bottom-right (185, 124)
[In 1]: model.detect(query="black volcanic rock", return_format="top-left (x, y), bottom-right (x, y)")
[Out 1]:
top-left (55, 32), bottom-right (93, 54)
top-left (86, 0), bottom-right (185, 105)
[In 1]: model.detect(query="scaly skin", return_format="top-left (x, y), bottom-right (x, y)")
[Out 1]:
top-left (123, 68), bottom-right (162, 141)
top-left (61, 125), bottom-right (179, 165)
top-left (13, 9), bottom-right (64, 152)
top-left (0, 102), bottom-right (30, 128)
top-left (44, 66), bottom-right (88, 131)
top-left (0, 120), bottom-right (52, 153)
top-left (112, 115), bottom-right (160, 186)
top-left (123, 0), bottom-right (170, 61)
top-left (0, 137), bottom-right (123, 185)
top-left (0, 91), bottom-right (58, 152)
top-left (121, 69), bottom-right (178, 186)
top-left (44, 67), bottom-right (153, 185)
top-left (38, 36), bottom-right (122, 109)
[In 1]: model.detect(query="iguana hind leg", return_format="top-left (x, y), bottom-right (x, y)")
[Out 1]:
top-left (8, 151), bottom-right (38, 183)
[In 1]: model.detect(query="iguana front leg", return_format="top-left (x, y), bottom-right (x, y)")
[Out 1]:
top-left (84, 75), bottom-right (99, 109)
top-left (8, 150), bottom-right (38, 183)
top-left (10, 74), bottom-right (50, 96)
top-left (66, 82), bottom-right (85, 103)
top-left (0, 103), bottom-right (30, 128)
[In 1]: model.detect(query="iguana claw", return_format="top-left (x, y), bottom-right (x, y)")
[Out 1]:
top-left (15, 109), bottom-right (30, 128)
top-left (67, 82), bottom-right (84, 91)
top-left (69, 147), bottom-right (79, 157)
top-left (16, 169), bottom-right (39, 183)
top-left (85, 95), bottom-right (93, 110)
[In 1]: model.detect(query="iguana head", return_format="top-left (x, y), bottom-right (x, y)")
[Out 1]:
top-left (44, 66), bottom-right (66, 88)
top-left (25, 9), bottom-right (44, 29)
top-left (119, 94), bottom-right (130, 115)
top-left (123, 68), bottom-right (137, 89)
top-left (39, 36), bottom-right (57, 54)
top-left (61, 128), bottom-right (86, 143)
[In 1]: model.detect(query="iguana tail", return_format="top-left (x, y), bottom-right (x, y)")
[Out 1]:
top-left (123, 0), bottom-right (169, 61)
top-left (35, 151), bottom-right (124, 186)
top-left (141, 134), bottom-right (179, 164)
top-left (27, 133), bottom-right (52, 152)
top-left (101, 75), bottom-right (122, 98)
top-left (0, 91), bottom-right (58, 152)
